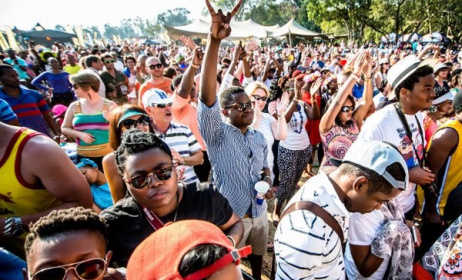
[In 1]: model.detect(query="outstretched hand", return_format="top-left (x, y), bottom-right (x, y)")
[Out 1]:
top-left (205, 0), bottom-right (243, 40)
top-left (310, 78), bottom-right (323, 96)
top-left (180, 35), bottom-right (197, 50)
top-left (276, 92), bottom-right (290, 115)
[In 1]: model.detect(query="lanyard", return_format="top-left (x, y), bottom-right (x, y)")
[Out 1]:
top-left (141, 190), bottom-right (179, 231)
top-left (393, 103), bottom-right (425, 167)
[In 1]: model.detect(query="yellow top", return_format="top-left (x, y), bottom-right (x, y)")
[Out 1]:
top-left (0, 128), bottom-right (60, 257)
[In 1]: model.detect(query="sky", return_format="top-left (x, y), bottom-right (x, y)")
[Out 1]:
top-left (1, 0), bottom-right (207, 30)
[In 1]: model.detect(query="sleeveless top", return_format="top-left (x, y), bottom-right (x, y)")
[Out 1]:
top-left (280, 102), bottom-right (310, 150)
top-left (72, 100), bottom-right (112, 157)
top-left (0, 128), bottom-right (60, 257)
top-left (428, 118), bottom-right (462, 215)
top-left (320, 121), bottom-right (359, 167)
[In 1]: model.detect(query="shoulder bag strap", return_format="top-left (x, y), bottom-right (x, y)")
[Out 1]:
top-left (281, 201), bottom-right (345, 248)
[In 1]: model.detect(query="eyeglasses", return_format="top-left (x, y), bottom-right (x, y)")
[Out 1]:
top-left (104, 59), bottom-right (115, 64)
top-left (150, 102), bottom-right (172, 108)
top-left (71, 84), bottom-right (78, 89)
top-left (225, 101), bottom-right (255, 112)
top-left (252, 95), bottom-right (267, 102)
top-left (120, 115), bottom-right (150, 130)
top-left (126, 165), bottom-right (175, 189)
top-left (340, 106), bottom-right (355, 113)
top-left (148, 64), bottom-right (163, 70)
top-left (30, 258), bottom-right (107, 280)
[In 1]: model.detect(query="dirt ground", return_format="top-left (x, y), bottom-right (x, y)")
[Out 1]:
top-left (240, 170), bottom-right (315, 279)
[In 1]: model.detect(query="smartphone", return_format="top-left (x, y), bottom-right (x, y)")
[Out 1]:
top-left (411, 226), bottom-right (418, 243)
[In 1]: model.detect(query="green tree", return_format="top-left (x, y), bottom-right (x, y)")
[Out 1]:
top-left (157, 8), bottom-right (192, 26)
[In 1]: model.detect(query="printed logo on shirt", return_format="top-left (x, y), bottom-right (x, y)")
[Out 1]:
top-left (396, 124), bottom-right (423, 169)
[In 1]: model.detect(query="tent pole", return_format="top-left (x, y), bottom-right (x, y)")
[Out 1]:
top-left (289, 31), bottom-right (292, 47)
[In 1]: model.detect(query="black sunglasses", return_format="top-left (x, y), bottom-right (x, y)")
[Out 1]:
top-left (150, 102), bottom-right (172, 108)
top-left (71, 84), bottom-right (78, 89)
top-left (30, 258), bottom-right (107, 280)
top-left (252, 95), bottom-right (267, 102)
top-left (225, 101), bottom-right (255, 112)
top-left (121, 115), bottom-right (150, 130)
top-left (148, 63), bottom-right (163, 70)
top-left (126, 165), bottom-right (175, 189)
top-left (104, 59), bottom-right (115, 64)
top-left (340, 105), bottom-right (355, 113)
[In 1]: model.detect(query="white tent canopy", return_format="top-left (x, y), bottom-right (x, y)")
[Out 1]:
top-left (270, 19), bottom-right (324, 38)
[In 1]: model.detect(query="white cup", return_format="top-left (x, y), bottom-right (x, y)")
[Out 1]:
top-left (254, 181), bottom-right (270, 205)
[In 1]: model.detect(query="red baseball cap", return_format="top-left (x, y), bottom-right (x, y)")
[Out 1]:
top-left (291, 70), bottom-right (301, 78)
top-left (126, 220), bottom-right (252, 280)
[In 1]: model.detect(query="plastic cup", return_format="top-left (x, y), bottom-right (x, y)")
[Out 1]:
top-left (120, 85), bottom-right (128, 95)
top-left (254, 181), bottom-right (270, 205)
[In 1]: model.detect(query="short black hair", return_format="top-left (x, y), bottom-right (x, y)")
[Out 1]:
top-left (220, 86), bottom-right (246, 108)
top-left (0, 64), bottom-right (14, 77)
top-left (24, 207), bottom-right (107, 256)
top-left (115, 130), bottom-right (172, 175)
top-left (339, 161), bottom-right (406, 195)
top-left (171, 74), bottom-right (183, 91)
top-left (179, 244), bottom-right (228, 277)
top-left (395, 65), bottom-right (434, 101)
top-left (85, 55), bottom-right (101, 68)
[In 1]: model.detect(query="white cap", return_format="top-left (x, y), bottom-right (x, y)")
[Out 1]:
top-left (142, 88), bottom-right (173, 107)
top-left (331, 140), bottom-right (409, 190)
top-left (432, 90), bottom-right (454, 105)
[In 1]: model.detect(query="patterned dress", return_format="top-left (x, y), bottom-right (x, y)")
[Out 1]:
top-left (320, 121), bottom-right (359, 167)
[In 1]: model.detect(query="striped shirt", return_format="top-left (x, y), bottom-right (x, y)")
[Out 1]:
top-left (0, 99), bottom-right (18, 123)
top-left (154, 122), bottom-right (201, 183)
top-left (198, 101), bottom-right (268, 218)
top-left (274, 172), bottom-right (349, 280)
top-left (0, 86), bottom-right (51, 136)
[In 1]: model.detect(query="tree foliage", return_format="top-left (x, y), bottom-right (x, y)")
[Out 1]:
top-left (157, 8), bottom-right (192, 27)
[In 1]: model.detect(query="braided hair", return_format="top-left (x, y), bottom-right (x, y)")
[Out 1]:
top-left (115, 130), bottom-right (172, 176)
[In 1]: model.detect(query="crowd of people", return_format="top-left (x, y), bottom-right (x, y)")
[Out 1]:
top-left (2, 0), bottom-right (462, 279)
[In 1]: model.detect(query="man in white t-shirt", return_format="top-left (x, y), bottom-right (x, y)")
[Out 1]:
top-left (274, 140), bottom-right (408, 279)
top-left (358, 55), bottom-right (436, 219)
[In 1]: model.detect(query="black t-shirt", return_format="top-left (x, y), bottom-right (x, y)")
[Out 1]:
top-left (100, 182), bottom-right (233, 267)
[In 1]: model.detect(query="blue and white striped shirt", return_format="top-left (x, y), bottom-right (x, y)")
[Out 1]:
top-left (198, 100), bottom-right (268, 218)
top-left (0, 99), bottom-right (17, 123)
top-left (154, 122), bottom-right (201, 184)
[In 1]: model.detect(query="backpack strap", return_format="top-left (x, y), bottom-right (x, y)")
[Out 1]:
top-left (281, 201), bottom-right (345, 250)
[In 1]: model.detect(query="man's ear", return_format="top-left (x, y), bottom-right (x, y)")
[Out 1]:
top-left (353, 176), bottom-right (368, 192)
top-left (400, 87), bottom-right (410, 100)
top-left (222, 108), bottom-right (229, 117)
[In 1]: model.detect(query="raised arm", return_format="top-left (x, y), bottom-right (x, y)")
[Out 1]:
top-left (177, 47), bottom-right (203, 99)
top-left (353, 51), bottom-right (374, 127)
top-left (200, 0), bottom-right (243, 106)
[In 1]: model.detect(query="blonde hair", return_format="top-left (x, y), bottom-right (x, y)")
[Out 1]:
top-left (245, 81), bottom-right (269, 98)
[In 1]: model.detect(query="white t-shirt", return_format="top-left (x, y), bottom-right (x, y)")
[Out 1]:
top-left (357, 104), bottom-right (425, 213)
top-left (256, 113), bottom-right (276, 180)
top-left (280, 102), bottom-right (310, 150)
top-left (344, 210), bottom-right (389, 280)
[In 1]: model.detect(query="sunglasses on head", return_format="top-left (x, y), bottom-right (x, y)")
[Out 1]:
top-left (30, 258), bottom-right (107, 280)
top-left (104, 59), bottom-right (115, 64)
top-left (150, 102), bottom-right (172, 108)
top-left (120, 115), bottom-right (150, 130)
top-left (252, 95), bottom-right (267, 102)
top-left (148, 63), bottom-right (163, 70)
top-left (225, 101), bottom-right (255, 112)
top-left (340, 105), bottom-right (355, 113)
top-left (126, 165), bottom-right (175, 189)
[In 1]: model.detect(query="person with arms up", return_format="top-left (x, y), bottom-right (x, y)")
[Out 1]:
top-left (198, 1), bottom-right (271, 278)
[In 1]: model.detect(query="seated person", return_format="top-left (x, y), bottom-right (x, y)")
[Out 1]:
top-left (127, 220), bottom-right (252, 280)
top-left (100, 130), bottom-right (244, 268)
top-left (24, 207), bottom-right (124, 280)
top-left (77, 158), bottom-right (114, 212)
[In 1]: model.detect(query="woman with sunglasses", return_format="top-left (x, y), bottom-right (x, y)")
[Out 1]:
top-left (422, 91), bottom-right (454, 147)
top-left (61, 72), bottom-right (117, 171)
top-left (25, 207), bottom-right (119, 280)
top-left (319, 50), bottom-right (374, 168)
top-left (31, 57), bottom-right (74, 107)
top-left (272, 77), bottom-right (321, 225)
top-left (103, 104), bottom-right (153, 203)
top-left (245, 81), bottom-right (289, 183)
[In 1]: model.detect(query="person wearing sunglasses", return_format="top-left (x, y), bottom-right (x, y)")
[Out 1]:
top-left (25, 207), bottom-right (124, 280)
top-left (103, 104), bottom-right (154, 203)
top-left (138, 57), bottom-right (172, 109)
top-left (100, 53), bottom-right (130, 106)
top-left (319, 50), bottom-right (374, 169)
top-left (100, 130), bottom-right (243, 268)
top-left (198, 2), bottom-right (272, 278)
top-left (143, 88), bottom-right (203, 184)
top-left (61, 72), bottom-right (118, 171)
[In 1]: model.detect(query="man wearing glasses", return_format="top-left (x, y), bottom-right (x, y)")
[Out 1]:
top-left (100, 130), bottom-right (243, 268)
top-left (138, 57), bottom-right (172, 109)
top-left (142, 88), bottom-right (203, 184)
top-left (100, 54), bottom-right (129, 105)
top-left (198, 1), bottom-right (272, 278)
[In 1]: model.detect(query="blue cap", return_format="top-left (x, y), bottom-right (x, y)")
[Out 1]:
top-left (76, 158), bottom-right (98, 169)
